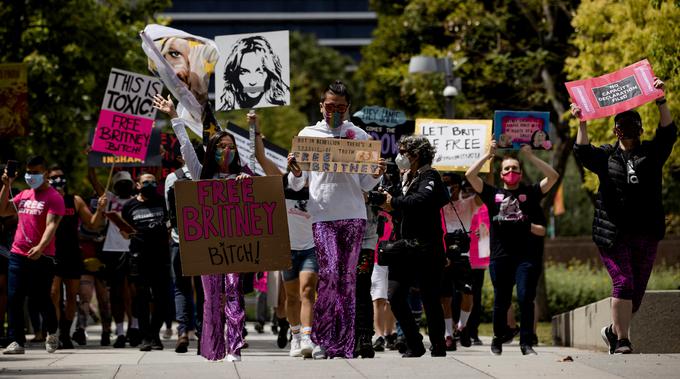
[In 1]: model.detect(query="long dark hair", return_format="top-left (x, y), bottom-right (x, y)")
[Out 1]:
top-left (200, 131), bottom-right (243, 179)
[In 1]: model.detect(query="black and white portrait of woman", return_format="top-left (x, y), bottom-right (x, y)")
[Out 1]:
top-left (216, 31), bottom-right (291, 111)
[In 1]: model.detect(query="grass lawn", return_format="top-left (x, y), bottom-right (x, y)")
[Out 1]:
top-left (477, 322), bottom-right (553, 345)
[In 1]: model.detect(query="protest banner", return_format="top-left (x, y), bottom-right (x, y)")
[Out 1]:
top-left (226, 122), bottom-right (288, 175)
top-left (175, 176), bottom-right (291, 275)
top-left (493, 110), bottom-right (552, 150)
top-left (416, 119), bottom-right (492, 173)
top-left (0, 63), bottom-right (28, 137)
top-left (351, 106), bottom-right (415, 163)
top-left (469, 205), bottom-right (490, 269)
top-left (88, 126), bottom-right (162, 167)
top-left (291, 136), bottom-right (382, 175)
top-left (215, 31), bottom-right (291, 111)
top-left (91, 68), bottom-right (162, 160)
top-left (565, 59), bottom-right (664, 121)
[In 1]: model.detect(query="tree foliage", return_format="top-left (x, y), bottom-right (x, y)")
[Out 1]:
top-left (565, 0), bottom-right (680, 231)
top-left (0, 0), bottom-right (170, 191)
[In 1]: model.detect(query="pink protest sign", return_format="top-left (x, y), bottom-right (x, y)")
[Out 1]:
top-left (565, 59), bottom-right (664, 121)
top-left (91, 68), bottom-right (163, 160)
top-left (493, 111), bottom-right (552, 150)
top-left (469, 205), bottom-right (490, 269)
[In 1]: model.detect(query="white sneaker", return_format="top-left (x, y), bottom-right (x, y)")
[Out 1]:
top-left (226, 354), bottom-right (241, 362)
top-left (46, 333), bottom-right (59, 353)
top-left (289, 336), bottom-right (302, 357)
top-left (162, 327), bottom-right (173, 340)
top-left (312, 345), bottom-right (326, 360)
top-left (3, 342), bottom-right (25, 354)
top-left (300, 335), bottom-right (314, 358)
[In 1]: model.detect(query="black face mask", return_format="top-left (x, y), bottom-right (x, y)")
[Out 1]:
top-left (140, 182), bottom-right (157, 198)
top-left (114, 182), bottom-right (134, 198)
top-left (48, 175), bottom-right (67, 190)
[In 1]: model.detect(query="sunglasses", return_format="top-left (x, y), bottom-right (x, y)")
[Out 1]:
top-left (323, 103), bottom-right (348, 113)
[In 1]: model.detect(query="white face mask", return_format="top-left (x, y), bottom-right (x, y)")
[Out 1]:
top-left (395, 153), bottom-right (410, 170)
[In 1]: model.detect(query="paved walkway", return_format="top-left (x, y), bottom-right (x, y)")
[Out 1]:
top-left (1, 324), bottom-right (678, 378)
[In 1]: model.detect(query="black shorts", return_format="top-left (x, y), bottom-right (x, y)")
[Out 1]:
top-left (441, 254), bottom-right (473, 296)
top-left (54, 257), bottom-right (84, 279)
top-left (98, 250), bottom-right (129, 282)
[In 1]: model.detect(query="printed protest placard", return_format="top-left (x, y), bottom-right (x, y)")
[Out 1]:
top-left (226, 122), bottom-right (288, 175)
top-left (565, 59), bottom-right (664, 121)
top-left (351, 106), bottom-right (415, 163)
top-left (0, 63), bottom-right (28, 137)
top-left (215, 31), bottom-right (291, 111)
top-left (416, 119), bottom-right (492, 173)
top-left (91, 68), bottom-right (163, 160)
top-left (291, 136), bottom-right (382, 175)
top-left (88, 126), bottom-right (162, 167)
top-left (175, 176), bottom-right (291, 275)
top-left (493, 111), bottom-right (552, 150)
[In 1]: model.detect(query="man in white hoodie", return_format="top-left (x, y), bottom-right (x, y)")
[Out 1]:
top-left (288, 81), bottom-right (385, 359)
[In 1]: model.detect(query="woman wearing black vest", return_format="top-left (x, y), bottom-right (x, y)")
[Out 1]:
top-left (47, 166), bottom-right (107, 349)
top-left (571, 78), bottom-right (675, 354)
top-left (378, 135), bottom-right (450, 358)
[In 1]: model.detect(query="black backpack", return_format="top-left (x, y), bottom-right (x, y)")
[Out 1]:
top-left (167, 168), bottom-right (189, 228)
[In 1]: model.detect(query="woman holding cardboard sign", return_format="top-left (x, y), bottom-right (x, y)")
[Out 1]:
top-left (571, 78), bottom-right (675, 355)
top-left (153, 94), bottom-right (252, 362)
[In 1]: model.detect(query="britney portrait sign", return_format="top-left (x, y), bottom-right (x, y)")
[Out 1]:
top-left (493, 111), bottom-right (552, 150)
top-left (91, 68), bottom-right (163, 160)
top-left (565, 59), bottom-right (664, 121)
top-left (175, 176), bottom-right (291, 275)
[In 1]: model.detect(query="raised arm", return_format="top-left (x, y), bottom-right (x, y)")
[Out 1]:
top-left (76, 194), bottom-right (107, 229)
top-left (466, 140), bottom-right (496, 193)
top-left (655, 79), bottom-right (672, 127)
top-left (87, 167), bottom-right (105, 197)
top-left (248, 112), bottom-right (284, 176)
top-left (0, 171), bottom-right (13, 215)
top-left (571, 104), bottom-right (590, 145)
top-left (520, 145), bottom-right (559, 194)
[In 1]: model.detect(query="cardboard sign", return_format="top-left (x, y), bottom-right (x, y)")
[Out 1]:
top-left (88, 126), bottom-right (162, 167)
top-left (226, 122), bottom-right (288, 175)
top-left (469, 205), bottom-right (490, 269)
top-left (351, 106), bottom-right (415, 163)
top-left (416, 119), bottom-right (492, 173)
top-left (493, 111), bottom-right (552, 150)
top-left (91, 68), bottom-right (162, 160)
top-left (291, 136), bottom-right (382, 175)
top-left (0, 63), bottom-right (28, 137)
top-left (175, 176), bottom-right (291, 275)
top-left (215, 31), bottom-right (291, 111)
top-left (565, 59), bottom-right (664, 121)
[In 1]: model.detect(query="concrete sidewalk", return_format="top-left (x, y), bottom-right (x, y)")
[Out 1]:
top-left (1, 324), bottom-right (678, 378)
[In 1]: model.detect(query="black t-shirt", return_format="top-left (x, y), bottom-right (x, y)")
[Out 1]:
top-left (479, 182), bottom-right (544, 260)
top-left (121, 195), bottom-right (169, 260)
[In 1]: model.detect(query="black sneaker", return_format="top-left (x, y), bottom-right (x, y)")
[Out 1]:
top-left (139, 339), bottom-right (153, 352)
top-left (401, 344), bottom-right (426, 358)
top-left (472, 337), bottom-right (483, 346)
top-left (101, 332), bottom-right (111, 346)
top-left (531, 333), bottom-right (539, 347)
top-left (151, 337), bottom-right (164, 350)
top-left (491, 337), bottom-right (503, 355)
top-left (58, 335), bottom-right (74, 350)
top-left (276, 318), bottom-right (289, 349)
top-left (502, 326), bottom-right (520, 344)
top-left (395, 335), bottom-right (407, 354)
top-left (354, 334), bottom-right (375, 358)
top-left (601, 324), bottom-right (618, 355)
top-left (459, 327), bottom-right (471, 348)
top-left (614, 338), bottom-right (633, 354)
top-left (430, 343), bottom-right (446, 357)
top-left (71, 328), bottom-right (87, 346)
top-left (520, 344), bottom-right (537, 355)
top-left (175, 335), bottom-right (189, 353)
top-left (127, 328), bottom-right (141, 347)
top-left (113, 335), bottom-right (127, 348)
top-left (385, 333), bottom-right (398, 350)
top-left (254, 322), bottom-right (264, 334)
top-left (372, 336), bottom-right (385, 352)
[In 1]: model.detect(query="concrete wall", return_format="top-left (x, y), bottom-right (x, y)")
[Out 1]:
top-left (552, 290), bottom-right (680, 353)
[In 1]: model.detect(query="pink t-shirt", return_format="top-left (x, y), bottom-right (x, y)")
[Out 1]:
top-left (11, 187), bottom-right (66, 257)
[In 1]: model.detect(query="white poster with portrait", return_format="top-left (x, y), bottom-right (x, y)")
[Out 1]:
top-left (215, 30), bottom-right (291, 112)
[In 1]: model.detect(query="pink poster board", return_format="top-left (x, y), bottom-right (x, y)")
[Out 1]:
top-left (469, 205), bottom-right (490, 269)
top-left (565, 59), bottom-right (663, 121)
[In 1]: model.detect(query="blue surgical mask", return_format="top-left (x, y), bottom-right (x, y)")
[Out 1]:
top-left (25, 173), bottom-right (45, 189)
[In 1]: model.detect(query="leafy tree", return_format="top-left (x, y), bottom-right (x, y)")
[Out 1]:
top-left (565, 0), bottom-right (680, 233)
top-left (0, 0), bottom-right (170, 192)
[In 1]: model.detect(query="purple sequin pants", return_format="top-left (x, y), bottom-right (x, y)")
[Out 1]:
top-left (200, 273), bottom-right (245, 360)
top-left (311, 219), bottom-right (367, 358)
top-left (599, 233), bottom-right (658, 313)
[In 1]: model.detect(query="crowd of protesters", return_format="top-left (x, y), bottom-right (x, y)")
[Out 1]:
top-left (0, 78), bottom-right (673, 359)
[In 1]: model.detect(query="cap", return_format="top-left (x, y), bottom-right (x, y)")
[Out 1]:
top-left (112, 171), bottom-right (133, 185)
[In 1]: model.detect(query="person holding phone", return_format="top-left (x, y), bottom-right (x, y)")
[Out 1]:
top-left (1, 156), bottom-right (65, 354)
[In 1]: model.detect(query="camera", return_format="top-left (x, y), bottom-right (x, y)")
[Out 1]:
top-left (367, 190), bottom-right (387, 206)
top-left (444, 230), bottom-right (471, 259)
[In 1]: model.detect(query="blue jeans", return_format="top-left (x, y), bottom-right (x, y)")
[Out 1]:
top-left (171, 242), bottom-right (196, 335)
top-left (489, 256), bottom-right (542, 345)
top-left (7, 253), bottom-right (57, 346)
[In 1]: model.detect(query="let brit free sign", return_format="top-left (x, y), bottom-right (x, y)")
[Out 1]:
top-left (91, 68), bottom-right (163, 160)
